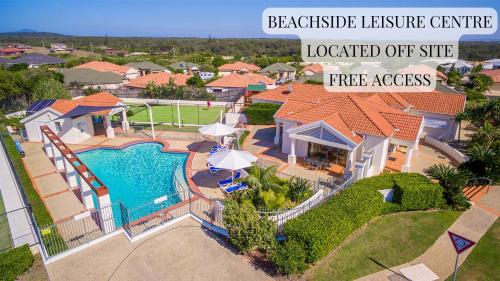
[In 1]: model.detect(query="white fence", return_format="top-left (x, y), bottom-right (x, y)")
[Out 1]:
top-left (425, 136), bottom-right (467, 163)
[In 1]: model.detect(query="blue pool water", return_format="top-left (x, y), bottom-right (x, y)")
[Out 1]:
top-left (77, 143), bottom-right (188, 226)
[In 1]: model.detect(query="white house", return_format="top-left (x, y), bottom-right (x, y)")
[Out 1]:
top-left (251, 83), bottom-right (466, 179)
top-left (441, 59), bottom-right (474, 76)
top-left (21, 92), bottom-right (129, 144)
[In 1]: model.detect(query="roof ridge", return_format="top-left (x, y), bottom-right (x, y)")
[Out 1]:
top-left (348, 95), bottom-right (394, 137)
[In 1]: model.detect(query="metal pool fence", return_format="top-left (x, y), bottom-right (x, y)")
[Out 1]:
top-left (38, 204), bottom-right (117, 257)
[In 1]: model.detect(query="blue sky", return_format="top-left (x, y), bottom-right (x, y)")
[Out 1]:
top-left (0, 0), bottom-right (499, 39)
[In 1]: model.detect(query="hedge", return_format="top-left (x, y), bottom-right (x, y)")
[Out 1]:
top-left (243, 103), bottom-right (281, 125)
top-left (277, 172), bottom-right (444, 273)
top-left (1, 134), bottom-right (53, 226)
top-left (0, 245), bottom-right (34, 281)
top-left (283, 183), bottom-right (384, 263)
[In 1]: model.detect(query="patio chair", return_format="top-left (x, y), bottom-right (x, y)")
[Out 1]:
top-left (224, 182), bottom-right (248, 193)
top-left (303, 156), bottom-right (311, 168)
top-left (208, 163), bottom-right (221, 174)
top-left (217, 170), bottom-right (242, 188)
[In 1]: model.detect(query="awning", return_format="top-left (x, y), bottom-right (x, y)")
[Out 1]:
top-left (56, 105), bottom-right (126, 120)
top-left (247, 84), bottom-right (267, 92)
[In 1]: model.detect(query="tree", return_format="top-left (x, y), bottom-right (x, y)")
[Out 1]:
top-left (32, 78), bottom-right (70, 101)
top-left (456, 99), bottom-right (500, 126)
top-left (460, 144), bottom-right (500, 183)
top-left (222, 199), bottom-right (275, 253)
top-left (211, 55), bottom-right (225, 68)
top-left (470, 73), bottom-right (493, 93)
top-left (447, 69), bottom-right (462, 90)
top-left (425, 164), bottom-right (469, 209)
top-left (244, 165), bottom-right (288, 209)
top-left (186, 75), bottom-right (205, 87)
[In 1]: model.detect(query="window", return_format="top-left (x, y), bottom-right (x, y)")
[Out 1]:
top-left (55, 121), bottom-right (62, 132)
top-left (307, 143), bottom-right (347, 166)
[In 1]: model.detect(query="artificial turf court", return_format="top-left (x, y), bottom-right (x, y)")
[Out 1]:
top-left (127, 104), bottom-right (224, 125)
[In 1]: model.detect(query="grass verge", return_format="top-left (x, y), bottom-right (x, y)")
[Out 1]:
top-left (0, 191), bottom-right (13, 251)
top-left (1, 135), bottom-right (52, 226)
top-left (308, 211), bottom-right (461, 281)
top-left (448, 219), bottom-right (499, 281)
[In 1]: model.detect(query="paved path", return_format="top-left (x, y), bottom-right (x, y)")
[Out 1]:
top-left (0, 138), bottom-right (37, 247)
top-left (46, 217), bottom-right (272, 281)
top-left (357, 204), bottom-right (498, 281)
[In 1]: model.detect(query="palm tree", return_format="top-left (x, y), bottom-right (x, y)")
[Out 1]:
top-left (425, 164), bottom-right (469, 209)
top-left (471, 122), bottom-right (500, 148)
top-left (245, 165), bottom-right (287, 209)
top-left (461, 144), bottom-right (499, 182)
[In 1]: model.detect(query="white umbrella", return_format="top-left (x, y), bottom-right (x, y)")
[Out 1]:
top-left (208, 149), bottom-right (257, 176)
top-left (198, 122), bottom-right (236, 145)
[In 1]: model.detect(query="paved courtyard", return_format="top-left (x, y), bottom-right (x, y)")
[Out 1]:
top-left (46, 217), bottom-right (272, 281)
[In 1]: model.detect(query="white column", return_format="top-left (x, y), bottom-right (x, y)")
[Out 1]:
top-left (97, 193), bottom-right (115, 234)
top-left (402, 146), bottom-right (415, 172)
top-left (79, 174), bottom-right (95, 209)
top-left (288, 138), bottom-right (297, 164)
top-left (274, 122), bottom-right (281, 145)
top-left (121, 110), bottom-right (130, 131)
top-left (104, 115), bottom-right (115, 138)
top-left (42, 132), bottom-right (53, 158)
top-left (345, 150), bottom-right (355, 174)
top-left (64, 158), bottom-right (78, 189)
top-left (51, 143), bottom-right (65, 171)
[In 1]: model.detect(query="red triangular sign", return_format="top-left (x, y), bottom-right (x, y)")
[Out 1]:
top-left (448, 231), bottom-right (475, 254)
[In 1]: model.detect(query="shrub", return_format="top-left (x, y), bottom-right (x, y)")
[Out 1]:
top-left (243, 103), bottom-right (281, 125)
top-left (0, 245), bottom-right (34, 281)
top-left (222, 199), bottom-right (276, 253)
top-left (288, 177), bottom-right (313, 203)
top-left (282, 183), bottom-right (384, 264)
top-left (271, 240), bottom-right (307, 275)
top-left (392, 182), bottom-right (443, 210)
top-left (354, 173), bottom-right (395, 190)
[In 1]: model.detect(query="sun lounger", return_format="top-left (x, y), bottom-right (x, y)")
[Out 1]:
top-left (218, 171), bottom-right (242, 187)
top-left (208, 163), bottom-right (220, 174)
top-left (224, 182), bottom-right (248, 193)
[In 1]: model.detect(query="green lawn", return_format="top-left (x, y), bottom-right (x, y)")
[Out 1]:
top-left (0, 191), bottom-right (12, 251)
top-left (128, 105), bottom-right (224, 125)
top-left (447, 219), bottom-right (499, 281)
top-left (308, 211), bottom-right (461, 281)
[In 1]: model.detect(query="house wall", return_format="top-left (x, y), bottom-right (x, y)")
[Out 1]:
top-left (280, 120), bottom-right (297, 155)
top-left (83, 83), bottom-right (123, 90)
top-left (363, 135), bottom-right (390, 176)
top-left (24, 112), bottom-right (94, 144)
top-left (412, 111), bottom-right (459, 141)
top-left (125, 69), bottom-right (140, 80)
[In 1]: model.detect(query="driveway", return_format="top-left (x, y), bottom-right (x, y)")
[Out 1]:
top-left (46, 218), bottom-right (272, 281)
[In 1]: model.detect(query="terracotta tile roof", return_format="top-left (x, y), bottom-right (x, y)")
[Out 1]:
top-left (74, 61), bottom-right (134, 75)
top-left (269, 84), bottom-right (429, 142)
top-left (303, 64), bottom-right (324, 74)
top-left (323, 113), bottom-right (363, 144)
top-left (49, 92), bottom-right (123, 115)
top-left (218, 61), bottom-right (260, 72)
top-left (255, 83), bottom-right (465, 116)
top-left (126, 72), bottom-right (192, 88)
top-left (396, 91), bottom-right (465, 115)
top-left (206, 73), bottom-right (274, 88)
top-left (1, 47), bottom-right (25, 54)
top-left (481, 68), bottom-right (500, 83)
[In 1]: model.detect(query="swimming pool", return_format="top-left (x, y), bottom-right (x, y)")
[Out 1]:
top-left (77, 143), bottom-right (188, 226)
